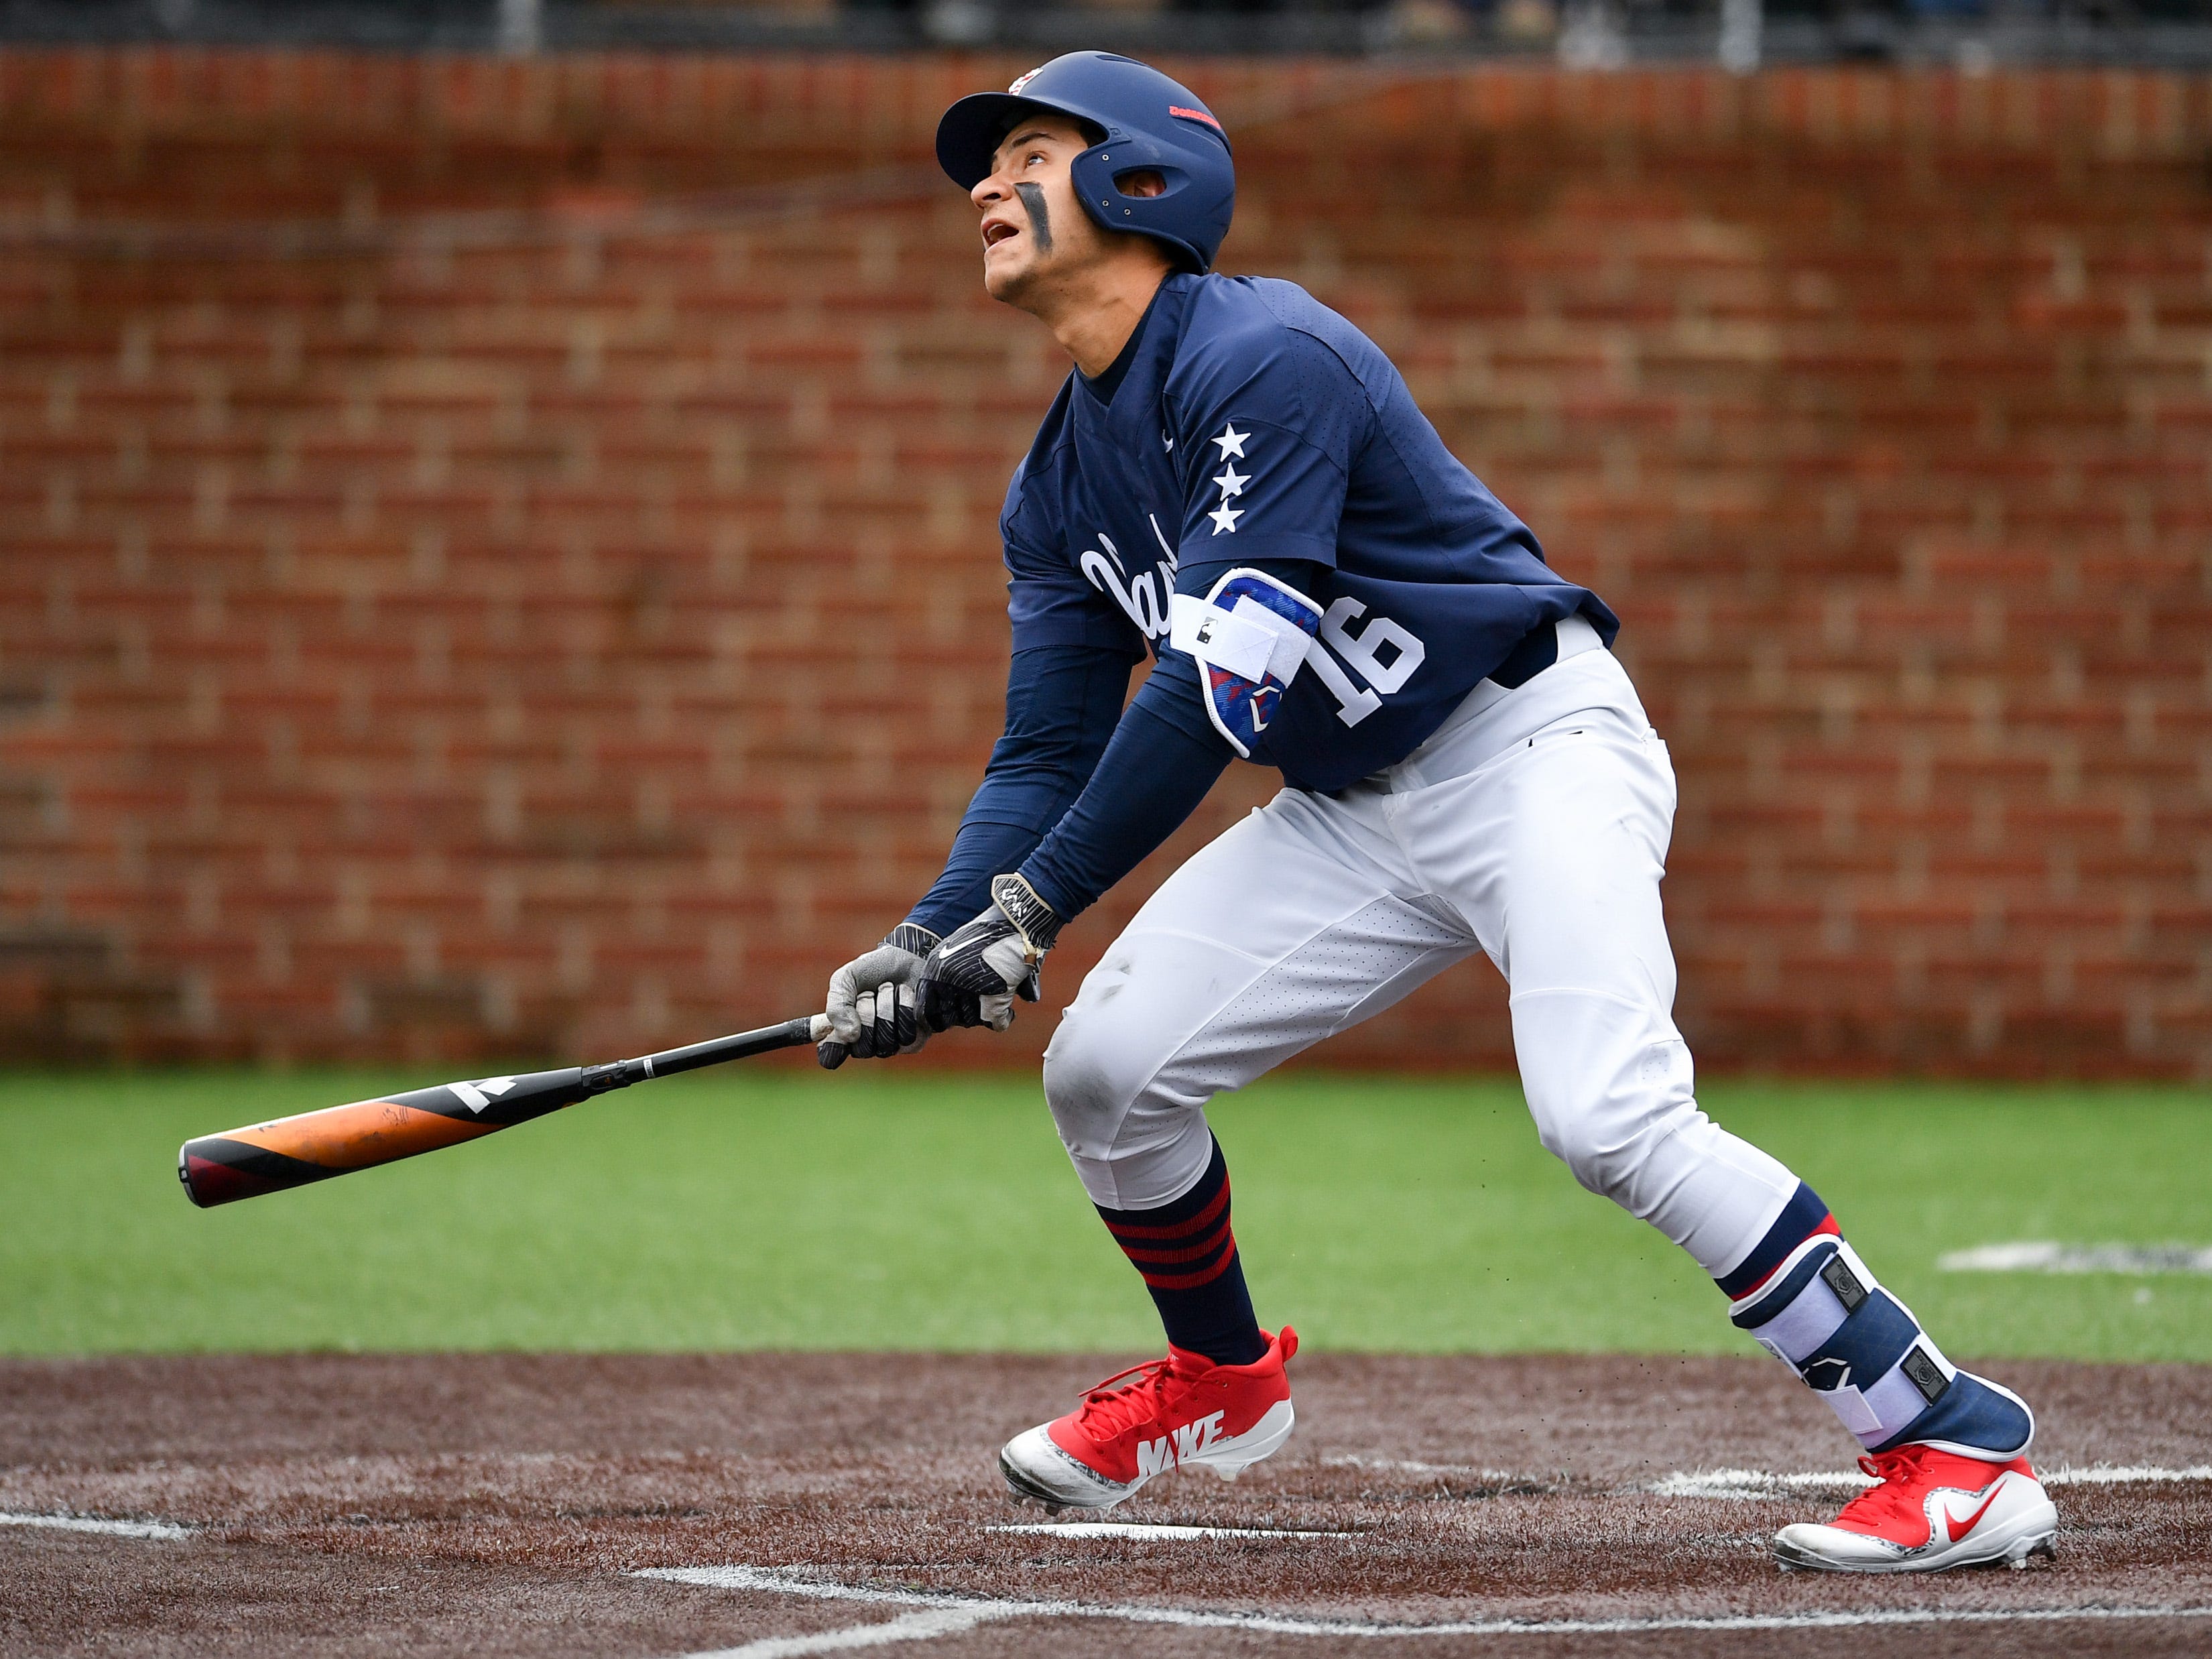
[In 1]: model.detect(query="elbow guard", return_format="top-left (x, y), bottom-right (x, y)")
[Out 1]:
top-left (1167, 567), bottom-right (1322, 759)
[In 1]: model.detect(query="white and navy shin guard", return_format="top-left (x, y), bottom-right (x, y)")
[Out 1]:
top-left (1725, 1186), bottom-right (2033, 1459)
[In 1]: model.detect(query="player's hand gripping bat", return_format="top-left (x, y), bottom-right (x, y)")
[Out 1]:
top-left (176, 1013), bottom-right (833, 1208)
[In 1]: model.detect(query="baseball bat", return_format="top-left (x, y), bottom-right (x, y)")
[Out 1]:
top-left (176, 1013), bottom-right (833, 1209)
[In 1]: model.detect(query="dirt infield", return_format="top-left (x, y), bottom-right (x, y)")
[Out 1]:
top-left (3, 1352), bottom-right (2208, 1656)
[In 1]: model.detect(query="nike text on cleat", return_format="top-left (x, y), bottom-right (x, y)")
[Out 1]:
top-left (1772, 1444), bottom-right (2059, 1573)
top-left (997, 1327), bottom-right (1297, 1512)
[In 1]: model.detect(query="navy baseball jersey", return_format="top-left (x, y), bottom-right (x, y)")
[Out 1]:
top-left (1002, 271), bottom-right (1615, 796)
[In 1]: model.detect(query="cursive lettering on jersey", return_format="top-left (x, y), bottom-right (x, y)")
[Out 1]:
top-left (1078, 521), bottom-right (1178, 643)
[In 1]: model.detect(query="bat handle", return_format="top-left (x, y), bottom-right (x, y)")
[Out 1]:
top-left (584, 1013), bottom-right (838, 1095)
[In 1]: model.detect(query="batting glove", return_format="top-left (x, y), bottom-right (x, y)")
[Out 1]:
top-left (918, 873), bottom-right (1062, 1034)
top-left (818, 922), bottom-right (941, 1070)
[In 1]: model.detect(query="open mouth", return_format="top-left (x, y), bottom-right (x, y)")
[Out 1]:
top-left (982, 219), bottom-right (1022, 250)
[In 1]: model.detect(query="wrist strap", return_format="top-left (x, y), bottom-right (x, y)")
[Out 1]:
top-left (885, 922), bottom-right (942, 957)
top-left (989, 873), bottom-right (1062, 957)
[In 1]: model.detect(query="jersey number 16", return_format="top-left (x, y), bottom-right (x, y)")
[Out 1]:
top-left (1307, 597), bottom-right (1426, 727)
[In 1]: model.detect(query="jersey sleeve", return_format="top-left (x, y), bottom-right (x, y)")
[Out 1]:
top-left (1017, 695), bottom-right (1231, 924)
top-left (904, 643), bottom-right (1134, 938)
top-left (1168, 326), bottom-right (1359, 570)
top-left (1001, 461), bottom-right (1148, 659)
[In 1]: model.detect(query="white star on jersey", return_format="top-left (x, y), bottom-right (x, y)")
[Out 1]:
top-left (1207, 427), bottom-right (1251, 532)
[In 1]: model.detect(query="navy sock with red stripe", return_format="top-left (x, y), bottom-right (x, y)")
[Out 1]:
top-left (1094, 1137), bottom-right (1267, 1368)
top-left (1715, 1181), bottom-right (1838, 1301)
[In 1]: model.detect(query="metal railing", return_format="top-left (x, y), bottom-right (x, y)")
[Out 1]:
top-left (3, 0), bottom-right (2211, 66)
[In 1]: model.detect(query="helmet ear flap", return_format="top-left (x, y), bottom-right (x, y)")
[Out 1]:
top-left (1070, 146), bottom-right (1213, 271)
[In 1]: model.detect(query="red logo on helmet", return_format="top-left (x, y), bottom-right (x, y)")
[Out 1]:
top-left (1170, 105), bottom-right (1224, 133)
top-left (1008, 67), bottom-right (1044, 95)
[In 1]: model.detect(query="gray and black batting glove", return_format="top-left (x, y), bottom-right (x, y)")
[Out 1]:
top-left (918, 873), bottom-right (1062, 1034)
top-left (818, 922), bottom-right (941, 1070)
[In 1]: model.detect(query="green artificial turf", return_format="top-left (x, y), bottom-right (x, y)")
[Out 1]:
top-left (2, 1068), bottom-right (2206, 1360)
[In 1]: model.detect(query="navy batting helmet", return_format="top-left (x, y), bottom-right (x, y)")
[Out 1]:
top-left (935, 52), bottom-right (1234, 273)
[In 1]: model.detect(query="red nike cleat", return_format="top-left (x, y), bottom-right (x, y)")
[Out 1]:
top-left (998, 1327), bottom-right (1298, 1512)
top-left (1774, 1443), bottom-right (2059, 1573)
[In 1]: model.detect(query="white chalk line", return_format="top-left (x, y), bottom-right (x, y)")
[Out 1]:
top-left (1322, 1455), bottom-right (1526, 1479)
top-left (991, 1520), bottom-right (1350, 1540)
top-left (1654, 1464), bottom-right (2212, 1501)
top-left (646, 1564), bottom-right (2212, 1650)
top-left (2045, 1464), bottom-right (2212, 1486)
top-left (0, 1510), bottom-right (192, 1540)
top-left (1939, 1241), bottom-right (2212, 1276)
top-left (991, 1530), bottom-right (1336, 1557)
top-left (681, 1605), bottom-right (1009, 1657)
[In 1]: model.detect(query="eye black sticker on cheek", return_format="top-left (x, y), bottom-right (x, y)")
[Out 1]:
top-left (1013, 181), bottom-right (1054, 253)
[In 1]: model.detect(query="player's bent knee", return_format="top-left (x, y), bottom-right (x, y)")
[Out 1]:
top-left (1043, 1005), bottom-right (1213, 1209)
top-left (1513, 986), bottom-right (1699, 1194)
top-left (1042, 1005), bottom-right (1162, 1160)
top-left (1534, 1113), bottom-right (1658, 1202)
top-left (1515, 1002), bottom-right (1698, 1203)
top-left (1524, 1064), bottom-right (1707, 1203)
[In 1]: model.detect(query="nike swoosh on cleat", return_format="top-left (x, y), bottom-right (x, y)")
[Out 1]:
top-left (1943, 1480), bottom-right (2008, 1542)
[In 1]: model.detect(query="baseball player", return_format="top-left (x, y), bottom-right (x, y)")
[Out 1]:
top-left (816, 52), bottom-right (2059, 1574)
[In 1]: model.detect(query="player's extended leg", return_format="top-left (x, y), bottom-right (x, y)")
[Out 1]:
top-left (997, 793), bottom-right (1477, 1512)
top-left (1422, 681), bottom-right (2056, 1573)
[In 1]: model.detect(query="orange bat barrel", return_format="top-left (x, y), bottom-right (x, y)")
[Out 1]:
top-left (177, 1016), bottom-right (822, 1207)
top-left (177, 1066), bottom-right (594, 1207)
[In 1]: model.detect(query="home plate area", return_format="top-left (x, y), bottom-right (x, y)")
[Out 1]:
top-left (3, 1354), bottom-right (2209, 1657)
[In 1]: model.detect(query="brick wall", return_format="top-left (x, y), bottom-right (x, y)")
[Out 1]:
top-left (0, 51), bottom-right (2206, 1074)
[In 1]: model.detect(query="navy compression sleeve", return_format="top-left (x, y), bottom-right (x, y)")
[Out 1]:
top-left (904, 643), bottom-right (1133, 938)
top-left (1017, 559), bottom-right (1326, 920)
top-left (1018, 676), bottom-right (1229, 919)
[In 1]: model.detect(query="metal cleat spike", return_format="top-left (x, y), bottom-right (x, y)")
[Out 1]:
top-left (2008, 1536), bottom-right (2057, 1569)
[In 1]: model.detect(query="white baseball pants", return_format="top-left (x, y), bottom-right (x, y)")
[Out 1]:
top-left (1042, 631), bottom-right (1803, 1283)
